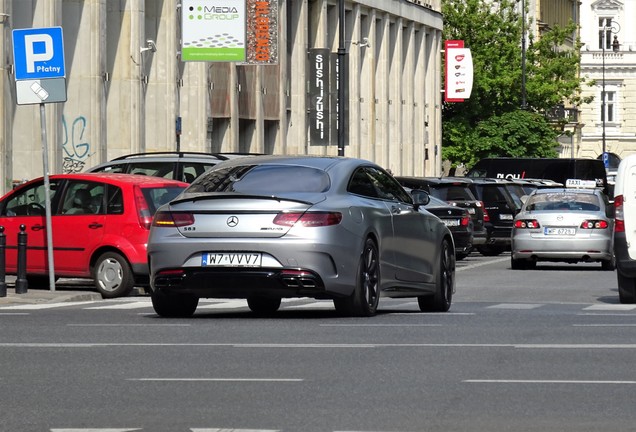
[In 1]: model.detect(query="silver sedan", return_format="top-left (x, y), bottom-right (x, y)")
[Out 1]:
top-left (511, 187), bottom-right (615, 270)
top-left (147, 155), bottom-right (455, 317)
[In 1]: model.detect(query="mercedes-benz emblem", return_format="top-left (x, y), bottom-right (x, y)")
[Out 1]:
top-left (227, 216), bottom-right (239, 227)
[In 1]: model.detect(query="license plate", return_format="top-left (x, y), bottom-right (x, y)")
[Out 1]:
top-left (500, 214), bottom-right (513, 220)
top-left (202, 252), bottom-right (262, 267)
top-left (443, 219), bottom-right (460, 227)
top-left (544, 227), bottom-right (576, 236)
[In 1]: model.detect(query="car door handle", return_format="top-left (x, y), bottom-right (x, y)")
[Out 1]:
top-left (31, 224), bottom-right (46, 231)
top-left (88, 223), bottom-right (103, 229)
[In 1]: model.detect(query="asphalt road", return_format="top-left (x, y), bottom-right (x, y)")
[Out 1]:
top-left (1, 252), bottom-right (634, 432)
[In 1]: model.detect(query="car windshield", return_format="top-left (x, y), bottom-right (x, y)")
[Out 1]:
top-left (188, 165), bottom-right (331, 194)
top-left (524, 192), bottom-right (600, 212)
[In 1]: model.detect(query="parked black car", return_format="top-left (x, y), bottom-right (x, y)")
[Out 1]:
top-left (465, 178), bottom-right (523, 256)
top-left (396, 176), bottom-right (487, 248)
top-left (423, 195), bottom-right (474, 260)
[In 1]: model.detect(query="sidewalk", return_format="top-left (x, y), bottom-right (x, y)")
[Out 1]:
top-left (0, 276), bottom-right (142, 305)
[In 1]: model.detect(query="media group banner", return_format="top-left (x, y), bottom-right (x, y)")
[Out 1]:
top-left (181, 0), bottom-right (279, 64)
top-left (444, 40), bottom-right (473, 102)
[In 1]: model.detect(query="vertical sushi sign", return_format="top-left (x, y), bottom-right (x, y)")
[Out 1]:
top-left (181, 0), bottom-right (247, 62)
top-left (444, 40), bottom-right (473, 102)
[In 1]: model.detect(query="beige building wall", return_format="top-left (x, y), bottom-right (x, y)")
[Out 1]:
top-left (579, 0), bottom-right (636, 163)
top-left (0, 0), bottom-right (442, 195)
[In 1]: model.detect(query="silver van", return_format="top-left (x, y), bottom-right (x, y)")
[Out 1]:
top-left (614, 154), bottom-right (636, 303)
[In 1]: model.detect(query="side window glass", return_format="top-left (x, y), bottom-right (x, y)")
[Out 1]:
top-left (367, 168), bottom-right (412, 203)
top-left (61, 181), bottom-right (105, 215)
top-left (129, 162), bottom-right (175, 179)
top-left (2, 181), bottom-right (58, 216)
top-left (106, 186), bottom-right (124, 215)
top-left (348, 169), bottom-right (378, 198)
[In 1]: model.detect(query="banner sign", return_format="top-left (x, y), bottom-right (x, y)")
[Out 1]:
top-left (181, 0), bottom-right (247, 62)
top-left (246, 0), bottom-right (278, 64)
top-left (308, 48), bottom-right (330, 146)
top-left (444, 40), bottom-right (473, 102)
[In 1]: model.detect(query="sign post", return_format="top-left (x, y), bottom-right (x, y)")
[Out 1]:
top-left (12, 27), bottom-right (67, 292)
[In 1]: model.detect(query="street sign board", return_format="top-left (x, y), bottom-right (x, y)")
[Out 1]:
top-left (12, 27), bottom-right (66, 80)
top-left (16, 78), bottom-right (67, 105)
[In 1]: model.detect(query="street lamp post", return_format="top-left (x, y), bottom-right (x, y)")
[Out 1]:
top-left (337, 0), bottom-right (346, 157)
top-left (521, 0), bottom-right (527, 109)
top-left (601, 26), bottom-right (620, 159)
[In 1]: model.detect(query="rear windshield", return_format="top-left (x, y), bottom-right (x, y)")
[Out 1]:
top-left (431, 185), bottom-right (476, 201)
top-left (525, 192), bottom-right (600, 212)
top-left (141, 186), bottom-right (186, 213)
top-left (188, 165), bottom-right (331, 194)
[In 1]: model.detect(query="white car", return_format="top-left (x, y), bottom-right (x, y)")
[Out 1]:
top-left (511, 184), bottom-right (615, 270)
top-left (614, 155), bottom-right (636, 303)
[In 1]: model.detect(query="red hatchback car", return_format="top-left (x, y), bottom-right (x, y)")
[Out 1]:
top-left (0, 173), bottom-right (187, 297)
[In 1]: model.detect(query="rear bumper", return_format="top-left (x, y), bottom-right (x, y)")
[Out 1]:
top-left (615, 233), bottom-right (636, 277)
top-left (151, 267), bottom-right (334, 299)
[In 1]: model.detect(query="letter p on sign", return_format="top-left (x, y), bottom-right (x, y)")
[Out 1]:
top-left (24, 34), bottom-right (54, 73)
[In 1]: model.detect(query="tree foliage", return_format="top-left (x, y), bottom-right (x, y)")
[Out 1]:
top-left (441, 0), bottom-right (588, 169)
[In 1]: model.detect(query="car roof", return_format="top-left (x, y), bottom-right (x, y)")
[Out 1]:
top-left (209, 154), bottom-right (377, 171)
top-left (21, 173), bottom-right (189, 187)
top-left (394, 176), bottom-right (473, 186)
top-left (530, 187), bottom-right (599, 196)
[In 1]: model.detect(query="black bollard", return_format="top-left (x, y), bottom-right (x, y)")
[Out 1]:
top-left (15, 224), bottom-right (28, 294)
top-left (0, 226), bottom-right (5, 297)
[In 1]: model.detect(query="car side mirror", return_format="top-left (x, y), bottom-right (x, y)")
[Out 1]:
top-left (410, 189), bottom-right (430, 208)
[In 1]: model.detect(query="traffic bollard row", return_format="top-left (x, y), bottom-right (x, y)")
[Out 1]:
top-left (0, 224), bottom-right (28, 297)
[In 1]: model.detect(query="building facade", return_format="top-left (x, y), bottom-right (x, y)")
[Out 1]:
top-left (579, 0), bottom-right (636, 165)
top-left (0, 0), bottom-right (443, 195)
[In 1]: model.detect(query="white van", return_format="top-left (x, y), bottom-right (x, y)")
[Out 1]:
top-left (614, 154), bottom-right (636, 303)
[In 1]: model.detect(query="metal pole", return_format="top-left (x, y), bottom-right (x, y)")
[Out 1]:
top-left (521, 0), bottom-right (527, 109)
top-left (15, 225), bottom-right (27, 294)
top-left (602, 36), bottom-right (606, 156)
top-left (39, 103), bottom-right (56, 291)
top-left (337, 0), bottom-right (346, 156)
top-left (0, 226), bottom-right (5, 298)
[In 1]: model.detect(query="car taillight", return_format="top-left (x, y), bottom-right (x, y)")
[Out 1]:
top-left (514, 219), bottom-right (540, 229)
top-left (134, 186), bottom-right (153, 229)
top-left (273, 212), bottom-right (342, 227)
top-left (461, 215), bottom-right (471, 226)
top-left (580, 220), bottom-right (609, 229)
top-left (615, 195), bottom-right (624, 233)
top-left (152, 211), bottom-right (195, 227)
top-left (482, 203), bottom-right (490, 223)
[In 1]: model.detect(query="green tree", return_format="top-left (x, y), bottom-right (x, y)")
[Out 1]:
top-left (441, 0), bottom-right (589, 169)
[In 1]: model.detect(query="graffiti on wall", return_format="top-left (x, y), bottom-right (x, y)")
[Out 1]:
top-left (62, 115), bottom-right (92, 173)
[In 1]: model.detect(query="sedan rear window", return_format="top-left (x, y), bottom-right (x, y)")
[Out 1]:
top-left (189, 165), bottom-right (331, 194)
top-left (525, 192), bottom-right (600, 212)
top-left (432, 185), bottom-right (475, 201)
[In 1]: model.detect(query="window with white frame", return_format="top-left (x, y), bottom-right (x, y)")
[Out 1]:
top-left (598, 17), bottom-right (615, 49)
top-left (600, 86), bottom-right (619, 124)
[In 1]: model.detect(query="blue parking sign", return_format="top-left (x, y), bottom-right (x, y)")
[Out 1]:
top-left (12, 27), bottom-right (65, 80)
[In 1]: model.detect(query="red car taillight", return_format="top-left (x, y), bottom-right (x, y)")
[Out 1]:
top-left (580, 220), bottom-right (609, 229)
top-left (615, 195), bottom-right (624, 233)
top-left (273, 212), bottom-right (342, 227)
top-left (461, 215), bottom-right (471, 227)
top-left (134, 186), bottom-right (153, 229)
top-left (514, 219), bottom-right (540, 229)
top-left (152, 211), bottom-right (195, 227)
top-left (481, 202), bottom-right (490, 223)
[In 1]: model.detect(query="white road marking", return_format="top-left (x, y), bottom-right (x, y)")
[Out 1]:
top-left (456, 257), bottom-right (509, 271)
top-left (0, 301), bottom-right (99, 310)
top-left (486, 303), bottom-right (543, 309)
top-left (51, 429), bottom-right (142, 432)
top-left (465, 379), bottom-right (636, 385)
top-left (320, 324), bottom-right (442, 327)
top-left (583, 304), bottom-right (636, 310)
top-left (84, 301), bottom-right (152, 310)
top-left (128, 378), bottom-right (302, 382)
top-left (573, 324), bottom-right (636, 327)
